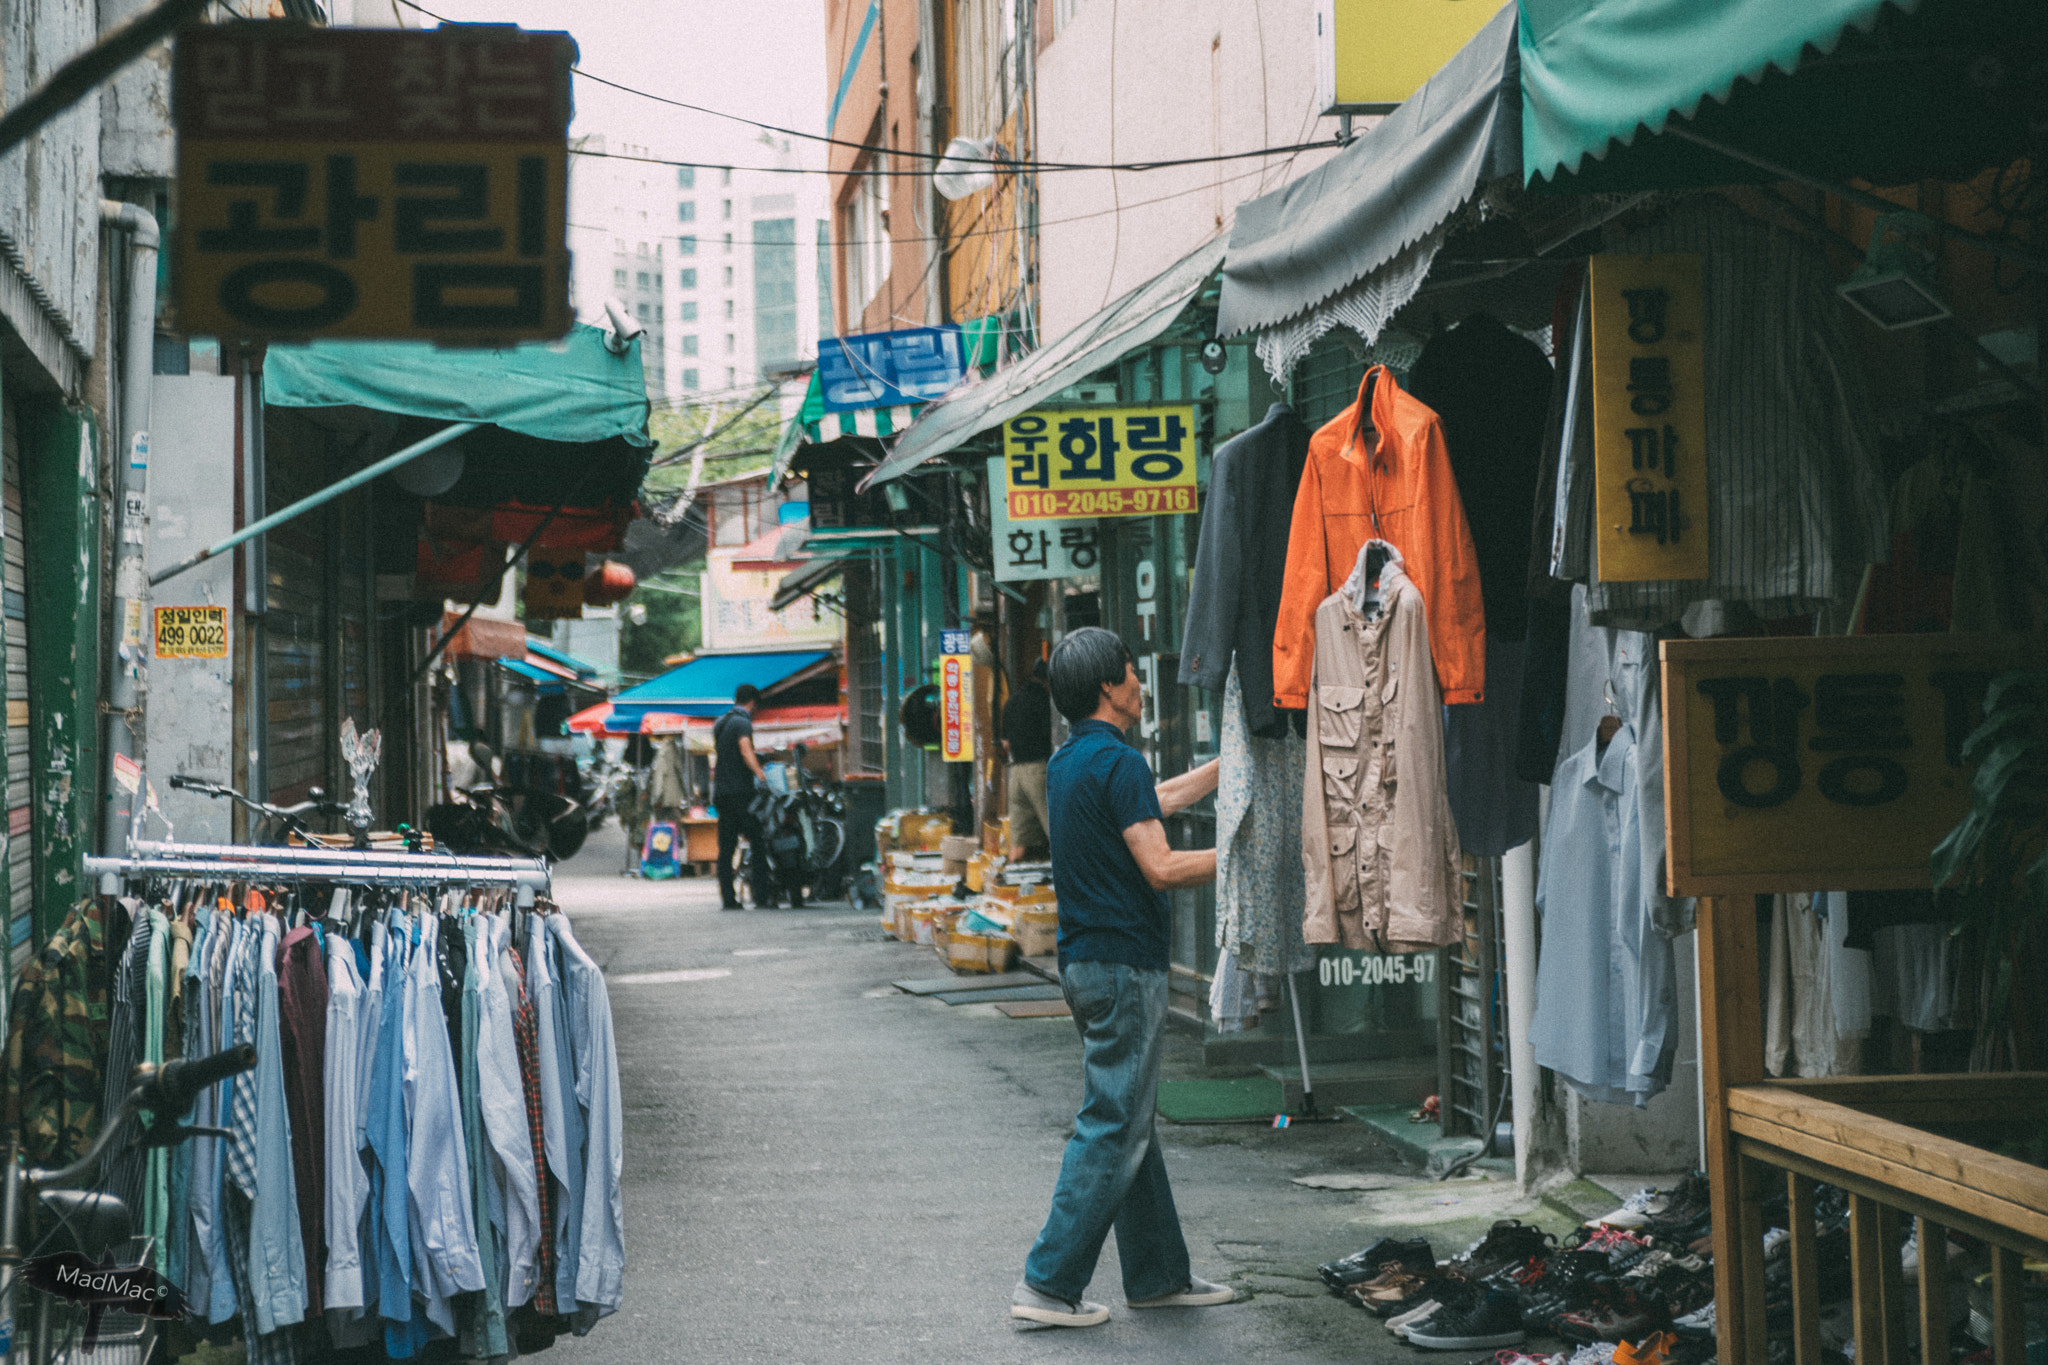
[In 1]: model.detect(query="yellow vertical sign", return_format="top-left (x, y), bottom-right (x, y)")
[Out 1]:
top-left (1590, 254), bottom-right (1709, 583)
top-left (940, 629), bottom-right (975, 763)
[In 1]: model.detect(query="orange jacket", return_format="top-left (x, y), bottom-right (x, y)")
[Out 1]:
top-left (1273, 367), bottom-right (1486, 708)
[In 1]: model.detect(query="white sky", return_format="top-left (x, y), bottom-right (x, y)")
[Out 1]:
top-left (417, 0), bottom-right (830, 169)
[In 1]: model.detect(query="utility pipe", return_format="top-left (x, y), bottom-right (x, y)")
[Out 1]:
top-left (100, 200), bottom-right (158, 856)
top-left (150, 420), bottom-right (479, 586)
top-left (1502, 838), bottom-right (1540, 1192)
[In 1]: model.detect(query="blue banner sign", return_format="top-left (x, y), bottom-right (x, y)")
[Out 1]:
top-left (819, 325), bottom-right (967, 412)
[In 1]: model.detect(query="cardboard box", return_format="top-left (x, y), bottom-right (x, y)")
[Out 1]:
top-left (947, 930), bottom-right (1018, 974)
top-left (1012, 906), bottom-right (1058, 958)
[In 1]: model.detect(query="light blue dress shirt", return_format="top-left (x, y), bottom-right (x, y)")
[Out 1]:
top-left (248, 913), bottom-right (309, 1334)
top-left (549, 915), bottom-right (626, 1323)
top-left (204, 918), bottom-right (247, 1326)
top-left (321, 932), bottom-right (371, 1316)
top-left (406, 912), bottom-right (484, 1337)
top-left (526, 914), bottom-right (586, 1316)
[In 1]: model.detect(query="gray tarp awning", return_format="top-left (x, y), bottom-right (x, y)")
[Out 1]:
top-left (1215, 2), bottom-right (1521, 381)
top-left (858, 233), bottom-right (1229, 490)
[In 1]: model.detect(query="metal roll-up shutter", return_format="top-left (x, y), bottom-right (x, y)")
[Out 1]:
top-left (1, 393), bottom-right (33, 975)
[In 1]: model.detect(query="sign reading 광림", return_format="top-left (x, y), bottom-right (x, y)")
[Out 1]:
top-left (173, 25), bottom-right (573, 341)
top-left (1002, 406), bottom-right (1198, 520)
top-left (154, 606), bottom-right (228, 660)
top-left (1662, 634), bottom-right (2048, 895)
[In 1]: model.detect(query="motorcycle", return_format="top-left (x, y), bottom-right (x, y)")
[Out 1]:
top-left (425, 782), bottom-right (584, 862)
top-left (739, 749), bottom-right (848, 906)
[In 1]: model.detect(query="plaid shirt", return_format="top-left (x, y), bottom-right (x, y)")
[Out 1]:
top-left (4, 902), bottom-right (109, 1166)
top-left (506, 945), bottom-right (557, 1316)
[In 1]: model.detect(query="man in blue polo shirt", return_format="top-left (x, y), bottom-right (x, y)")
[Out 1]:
top-left (1011, 627), bottom-right (1230, 1330)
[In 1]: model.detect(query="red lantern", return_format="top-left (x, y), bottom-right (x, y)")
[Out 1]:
top-left (583, 560), bottom-right (636, 606)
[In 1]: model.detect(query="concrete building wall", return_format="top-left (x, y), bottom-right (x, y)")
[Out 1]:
top-left (1032, 0), bottom-right (1343, 343)
top-left (824, 0), bottom-right (938, 335)
top-left (2, 0), bottom-right (104, 384)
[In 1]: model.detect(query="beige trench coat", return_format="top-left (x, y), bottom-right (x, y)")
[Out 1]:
top-left (1301, 544), bottom-right (1463, 952)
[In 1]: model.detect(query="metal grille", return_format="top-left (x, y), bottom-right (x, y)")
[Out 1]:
top-left (843, 560), bottom-right (886, 775)
top-left (1290, 331), bottom-right (1367, 429)
top-left (1439, 854), bottom-right (1508, 1139)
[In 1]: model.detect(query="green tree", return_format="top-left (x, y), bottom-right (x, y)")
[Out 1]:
top-left (620, 569), bottom-right (703, 678)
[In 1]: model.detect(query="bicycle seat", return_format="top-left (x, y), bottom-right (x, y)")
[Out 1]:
top-left (38, 1190), bottom-right (132, 1260)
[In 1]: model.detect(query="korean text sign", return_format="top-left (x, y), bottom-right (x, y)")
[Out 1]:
top-left (1662, 635), bottom-right (2047, 895)
top-left (173, 26), bottom-right (573, 341)
top-left (1589, 255), bottom-right (1708, 583)
top-left (984, 457), bottom-right (1100, 582)
top-left (1002, 406), bottom-right (1198, 520)
top-left (818, 326), bottom-right (966, 412)
top-left (939, 629), bottom-right (974, 763)
top-left (153, 606), bottom-right (228, 660)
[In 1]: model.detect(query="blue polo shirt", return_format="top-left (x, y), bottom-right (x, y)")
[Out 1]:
top-left (1047, 719), bottom-right (1170, 972)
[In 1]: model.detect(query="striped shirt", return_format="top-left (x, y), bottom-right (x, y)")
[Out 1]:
top-left (1551, 196), bottom-right (1889, 630)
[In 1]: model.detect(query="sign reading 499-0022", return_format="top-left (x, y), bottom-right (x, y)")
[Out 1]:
top-left (1002, 405), bottom-right (1199, 520)
top-left (173, 25), bottom-right (574, 342)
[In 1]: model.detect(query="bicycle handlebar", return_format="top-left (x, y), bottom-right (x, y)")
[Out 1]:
top-left (139, 1044), bottom-right (257, 1115)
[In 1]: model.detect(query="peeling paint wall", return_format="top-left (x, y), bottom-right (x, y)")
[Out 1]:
top-left (144, 374), bottom-right (238, 843)
top-left (97, 1), bottom-right (173, 178)
top-left (0, 0), bottom-right (104, 360)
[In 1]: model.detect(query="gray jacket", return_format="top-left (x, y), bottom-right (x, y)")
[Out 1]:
top-left (1178, 402), bottom-right (1310, 736)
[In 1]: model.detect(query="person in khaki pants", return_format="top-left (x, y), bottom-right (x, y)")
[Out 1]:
top-left (1002, 660), bottom-right (1055, 858)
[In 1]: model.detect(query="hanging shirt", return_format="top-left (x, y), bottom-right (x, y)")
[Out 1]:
top-left (142, 909), bottom-right (171, 1277)
top-left (1549, 196), bottom-right (1889, 631)
top-left (1529, 727), bottom-right (1678, 1107)
top-left (171, 908), bottom-right (213, 1298)
top-left (505, 942), bottom-right (559, 1316)
top-left (206, 916), bottom-right (248, 1327)
top-left (1274, 367), bottom-right (1486, 709)
top-left (459, 916), bottom-right (510, 1359)
top-left (248, 913), bottom-right (309, 1335)
top-left (362, 915), bottom-right (416, 1353)
top-left (405, 913), bottom-right (485, 1337)
top-left (480, 920), bottom-right (543, 1310)
top-left (548, 915), bottom-right (626, 1325)
top-left (1300, 543), bottom-right (1463, 952)
top-left (3, 902), bottom-right (108, 1169)
top-left (527, 914), bottom-right (588, 1317)
top-left (321, 932), bottom-right (371, 1317)
top-left (276, 926), bottom-right (329, 1316)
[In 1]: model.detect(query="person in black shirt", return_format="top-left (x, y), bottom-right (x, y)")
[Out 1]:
top-left (712, 684), bottom-right (771, 909)
top-left (1002, 660), bottom-right (1055, 859)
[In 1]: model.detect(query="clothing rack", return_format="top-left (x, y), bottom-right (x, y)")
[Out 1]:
top-left (87, 842), bottom-right (550, 904)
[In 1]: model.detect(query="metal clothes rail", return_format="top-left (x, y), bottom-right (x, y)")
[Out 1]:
top-left (87, 842), bottom-right (550, 905)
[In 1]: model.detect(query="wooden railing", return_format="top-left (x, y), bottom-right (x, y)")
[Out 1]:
top-left (1698, 897), bottom-right (2048, 1365)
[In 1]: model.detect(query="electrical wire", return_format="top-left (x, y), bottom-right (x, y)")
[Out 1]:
top-left (391, 0), bottom-right (1340, 174)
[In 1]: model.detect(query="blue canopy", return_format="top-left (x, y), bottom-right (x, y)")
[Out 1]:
top-left (609, 649), bottom-right (833, 722)
top-left (526, 638), bottom-right (602, 680)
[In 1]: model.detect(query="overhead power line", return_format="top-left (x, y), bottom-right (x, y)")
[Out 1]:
top-left (392, 0), bottom-right (1342, 176)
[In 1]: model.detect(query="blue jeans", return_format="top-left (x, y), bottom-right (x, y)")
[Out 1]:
top-left (1023, 961), bottom-right (1191, 1303)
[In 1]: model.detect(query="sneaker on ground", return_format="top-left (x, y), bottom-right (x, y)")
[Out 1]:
top-left (1319, 1235), bottom-right (1437, 1289)
top-left (1010, 1280), bottom-right (1110, 1328)
top-left (1387, 1299), bottom-right (1444, 1338)
top-left (1128, 1275), bottom-right (1235, 1309)
top-left (1405, 1290), bottom-right (1528, 1351)
top-left (1569, 1344), bottom-right (1620, 1365)
top-left (1670, 1300), bottom-right (1715, 1338)
top-left (1596, 1187), bottom-right (1671, 1230)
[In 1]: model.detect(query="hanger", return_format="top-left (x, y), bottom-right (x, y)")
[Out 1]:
top-left (1596, 681), bottom-right (1622, 756)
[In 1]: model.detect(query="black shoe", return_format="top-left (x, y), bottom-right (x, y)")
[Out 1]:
top-left (720, 901), bottom-right (744, 911)
top-left (1319, 1236), bottom-right (1436, 1290)
top-left (1403, 1288), bottom-right (1527, 1351)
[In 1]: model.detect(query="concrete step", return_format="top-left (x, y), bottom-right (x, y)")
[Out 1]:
top-left (1338, 1103), bottom-right (1512, 1179)
top-left (1259, 1059), bottom-right (1437, 1113)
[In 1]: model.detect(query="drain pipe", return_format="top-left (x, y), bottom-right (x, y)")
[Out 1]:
top-left (99, 199), bottom-right (157, 856)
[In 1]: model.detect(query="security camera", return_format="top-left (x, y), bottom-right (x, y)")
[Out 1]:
top-left (602, 298), bottom-right (646, 355)
top-left (1199, 340), bottom-right (1229, 375)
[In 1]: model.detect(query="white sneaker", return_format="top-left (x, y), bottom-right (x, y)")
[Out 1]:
top-left (1387, 1300), bottom-right (1443, 1337)
top-left (1011, 1280), bottom-right (1109, 1327)
top-left (1596, 1187), bottom-right (1669, 1230)
top-left (1129, 1274), bottom-right (1235, 1308)
top-left (1569, 1344), bottom-right (1619, 1365)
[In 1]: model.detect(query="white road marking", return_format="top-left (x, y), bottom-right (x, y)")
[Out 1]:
top-left (733, 948), bottom-right (790, 957)
top-left (610, 968), bottom-right (734, 985)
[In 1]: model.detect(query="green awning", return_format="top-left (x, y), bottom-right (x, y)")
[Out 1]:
top-left (264, 321), bottom-right (652, 447)
top-left (1520, 0), bottom-right (2045, 191)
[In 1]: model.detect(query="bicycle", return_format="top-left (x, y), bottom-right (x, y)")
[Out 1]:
top-left (0, 1043), bottom-right (258, 1365)
top-left (167, 776), bottom-right (357, 848)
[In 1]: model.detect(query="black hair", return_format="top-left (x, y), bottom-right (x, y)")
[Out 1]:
top-left (1047, 627), bottom-right (1133, 723)
top-left (735, 684), bottom-right (761, 705)
top-left (1031, 659), bottom-right (1049, 683)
